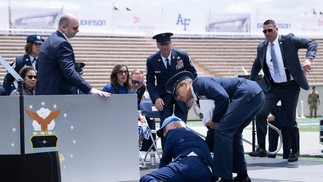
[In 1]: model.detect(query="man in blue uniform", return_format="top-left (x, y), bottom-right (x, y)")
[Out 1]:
top-left (140, 116), bottom-right (214, 182)
top-left (165, 71), bottom-right (265, 182)
top-left (146, 32), bottom-right (197, 147)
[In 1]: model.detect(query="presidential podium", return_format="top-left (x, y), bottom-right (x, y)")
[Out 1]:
top-left (0, 94), bottom-right (139, 182)
top-left (0, 152), bottom-right (61, 182)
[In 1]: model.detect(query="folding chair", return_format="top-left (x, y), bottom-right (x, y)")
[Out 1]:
top-left (139, 99), bottom-right (161, 164)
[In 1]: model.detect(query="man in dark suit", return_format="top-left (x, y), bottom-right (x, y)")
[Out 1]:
top-left (146, 32), bottom-right (197, 147)
top-left (36, 13), bottom-right (109, 97)
top-left (165, 71), bottom-right (265, 182)
top-left (2, 34), bottom-right (44, 95)
top-left (140, 116), bottom-right (214, 182)
top-left (248, 19), bottom-right (317, 162)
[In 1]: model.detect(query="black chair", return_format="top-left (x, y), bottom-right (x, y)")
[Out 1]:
top-left (139, 99), bottom-right (161, 164)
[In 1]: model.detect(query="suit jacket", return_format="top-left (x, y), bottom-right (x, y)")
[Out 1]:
top-left (2, 54), bottom-right (32, 95)
top-left (193, 76), bottom-right (263, 123)
top-left (160, 127), bottom-right (213, 169)
top-left (36, 31), bottom-right (92, 95)
top-left (250, 33), bottom-right (317, 92)
top-left (146, 49), bottom-right (197, 110)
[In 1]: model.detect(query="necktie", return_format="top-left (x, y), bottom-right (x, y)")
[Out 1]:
top-left (166, 58), bottom-right (171, 73)
top-left (270, 43), bottom-right (280, 81)
top-left (32, 58), bottom-right (38, 70)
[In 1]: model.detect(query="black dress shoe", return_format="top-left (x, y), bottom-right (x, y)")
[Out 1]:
top-left (248, 148), bottom-right (267, 157)
top-left (288, 153), bottom-right (299, 162)
top-left (233, 176), bottom-right (251, 182)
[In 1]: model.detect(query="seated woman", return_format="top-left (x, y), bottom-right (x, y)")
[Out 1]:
top-left (10, 66), bottom-right (37, 96)
top-left (102, 65), bottom-right (151, 148)
top-left (102, 64), bottom-right (134, 94)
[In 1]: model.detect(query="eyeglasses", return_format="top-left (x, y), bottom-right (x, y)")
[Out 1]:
top-left (117, 70), bottom-right (129, 75)
top-left (65, 24), bottom-right (79, 31)
top-left (262, 29), bottom-right (273, 34)
top-left (71, 26), bottom-right (79, 31)
top-left (131, 80), bottom-right (143, 85)
top-left (26, 75), bottom-right (37, 79)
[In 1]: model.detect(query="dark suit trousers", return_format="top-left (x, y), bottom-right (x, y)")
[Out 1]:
top-left (255, 81), bottom-right (300, 153)
top-left (268, 126), bottom-right (291, 159)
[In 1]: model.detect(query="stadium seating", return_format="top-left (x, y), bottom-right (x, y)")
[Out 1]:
top-left (0, 34), bottom-right (322, 89)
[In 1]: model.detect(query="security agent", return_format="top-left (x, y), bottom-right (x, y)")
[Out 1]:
top-left (249, 19), bottom-right (317, 162)
top-left (140, 116), bottom-right (214, 182)
top-left (2, 34), bottom-right (44, 95)
top-left (146, 32), bottom-right (197, 148)
top-left (165, 71), bottom-right (265, 182)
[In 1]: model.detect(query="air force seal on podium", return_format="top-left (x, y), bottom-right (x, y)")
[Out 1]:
top-left (26, 107), bottom-right (61, 153)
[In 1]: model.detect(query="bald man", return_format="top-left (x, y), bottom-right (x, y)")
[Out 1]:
top-left (36, 13), bottom-right (109, 97)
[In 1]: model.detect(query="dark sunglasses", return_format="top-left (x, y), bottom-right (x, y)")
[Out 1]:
top-left (131, 80), bottom-right (143, 85)
top-left (117, 70), bottom-right (129, 75)
top-left (72, 26), bottom-right (79, 31)
top-left (26, 75), bottom-right (37, 79)
top-left (262, 29), bottom-right (273, 34)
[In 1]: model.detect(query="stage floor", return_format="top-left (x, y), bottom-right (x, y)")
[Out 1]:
top-left (139, 156), bottom-right (323, 182)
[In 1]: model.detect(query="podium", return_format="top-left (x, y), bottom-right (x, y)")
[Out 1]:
top-left (0, 151), bottom-right (61, 182)
top-left (0, 55), bottom-right (61, 182)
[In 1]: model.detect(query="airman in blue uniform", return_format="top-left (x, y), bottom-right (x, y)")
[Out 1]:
top-left (2, 34), bottom-right (44, 95)
top-left (146, 32), bottom-right (197, 147)
top-left (165, 71), bottom-right (265, 182)
top-left (140, 116), bottom-right (214, 182)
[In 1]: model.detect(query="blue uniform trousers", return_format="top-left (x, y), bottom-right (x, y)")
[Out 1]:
top-left (140, 156), bottom-right (212, 182)
top-left (213, 92), bottom-right (265, 180)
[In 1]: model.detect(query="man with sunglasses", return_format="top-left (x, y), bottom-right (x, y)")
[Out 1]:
top-left (146, 32), bottom-right (197, 148)
top-left (130, 70), bottom-right (157, 152)
top-left (165, 71), bottom-right (265, 182)
top-left (36, 13), bottom-right (109, 97)
top-left (249, 19), bottom-right (317, 162)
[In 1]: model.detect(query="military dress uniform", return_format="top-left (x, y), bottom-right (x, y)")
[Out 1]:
top-left (2, 34), bottom-right (44, 95)
top-left (165, 71), bottom-right (265, 181)
top-left (146, 32), bottom-right (197, 147)
top-left (140, 116), bottom-right (214, 182)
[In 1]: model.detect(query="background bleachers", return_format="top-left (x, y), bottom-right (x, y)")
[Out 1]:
top-left (1, 34), bottom-right (322, 89)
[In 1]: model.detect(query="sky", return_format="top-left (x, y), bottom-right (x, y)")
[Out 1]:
top-left (2, 0), bottom-right (323, 16)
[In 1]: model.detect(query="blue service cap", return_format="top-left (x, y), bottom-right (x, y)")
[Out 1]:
top-left (165, 71), bottom-right (194, 95)
top-left (153, 32), bottom-right (173, 43)
top-left (157, 116), bottom-right (182, 137)
top-left (26, 34), bottom-right (44, 44)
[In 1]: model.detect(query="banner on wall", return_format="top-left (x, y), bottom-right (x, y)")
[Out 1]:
top-left (1, 2), bottom-right (323, 36)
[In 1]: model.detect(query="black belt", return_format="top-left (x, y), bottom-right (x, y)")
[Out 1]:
top-left (271, 80), bottom-right (295, 86)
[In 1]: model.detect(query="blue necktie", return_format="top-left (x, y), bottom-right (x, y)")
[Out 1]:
top-left (166, 58), bottom-right (171, 73)
top-left (270, 43), bottom-right (280, 81)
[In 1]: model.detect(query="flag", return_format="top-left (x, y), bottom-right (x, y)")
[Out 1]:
top-left (126, 6), bottom-right (131, 11)
top-left (113, 3), bottom-right (119, 10)
top-left (313, 8), bottom-right (317, 15)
